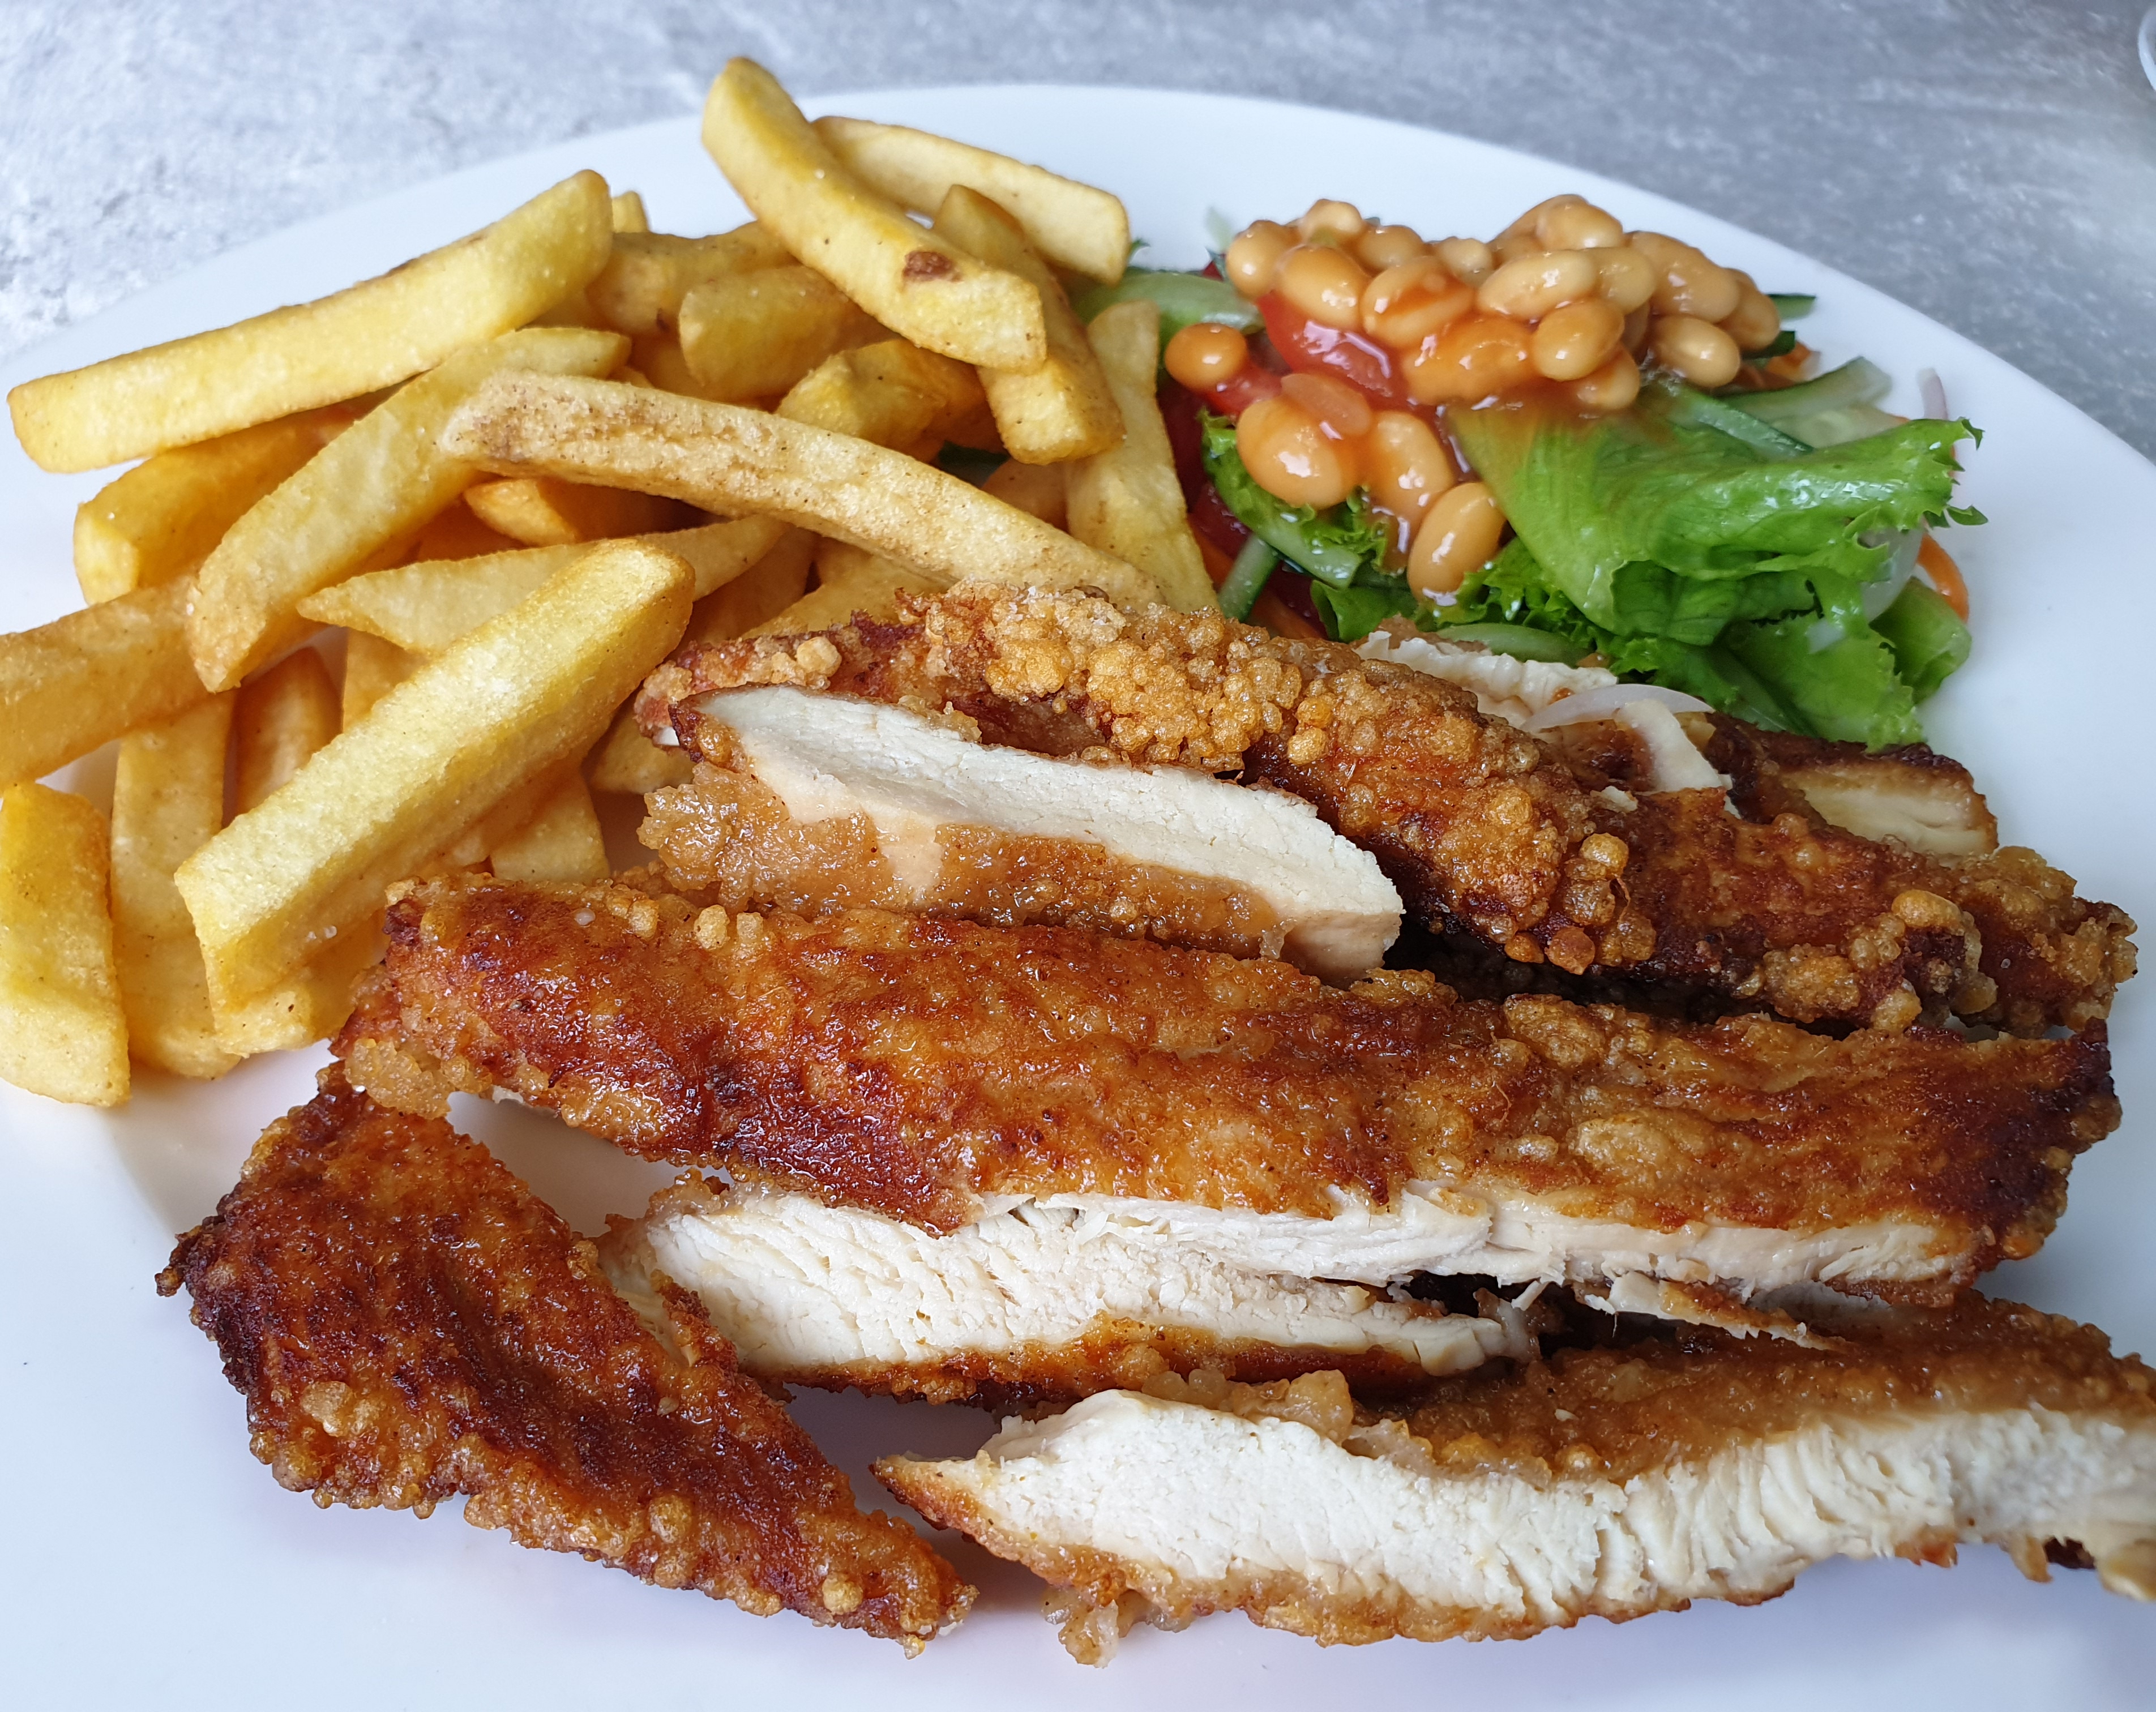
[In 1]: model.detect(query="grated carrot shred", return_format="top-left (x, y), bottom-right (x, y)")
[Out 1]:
top-left (1917, 535), bottom-right (1970, 622)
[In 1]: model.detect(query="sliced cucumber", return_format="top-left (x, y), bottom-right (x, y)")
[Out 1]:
top-left (1768, 293), bottom-right (1816, 319)
top-left (1641, 375), bottom-right (1813, 457)
top-left (1719, 356), bottom-right (1899, 447)
top-left (1433, 622), bottom-right (1584, 664)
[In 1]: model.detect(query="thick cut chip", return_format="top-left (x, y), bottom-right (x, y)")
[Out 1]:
top-left (931, 187), bottom-right (1121, 464)
top-left (72, 404), bottom-right (361, 603)
top-left (176, 540), bottom-right (691, 1011)
top-left (189, 326), bottom-right (627, 691)
top-left (702, 60), bottom-right (1046, 372)
top-left (687, 525), bottom-right (818, 643)
top-left (234, 649), bottom-right (341, 814)
top-left (439, 373), bottom-right (1160, 609)
top-left (10, 173), bottom-right (614, 473)
top-left (982, 457), bottom-right (1067, 527)
top-left (406, 497), bottom-right (519, 563)
top-left (0, 784), bottom-right (127, 1105)
top-left (678, 266), bottom-right (883, 401)
top-left (755, 543), bottom-right (950, 635)
top-left (585, 225), bottom-right (793, 336)
top-left (609, 191), bottom-right (648, 233)
top-left (301, 519), bottom-right (787, 654)
top-left (814, 115), bottom-right (1130, 284)
top-left (587, 707), bottom-right (693, 795)
top-left (777, 339), bottom-right (987, 450)
top-left (0, 578), bottom-right (207, 789)
top-left (112, 696), bottom-right (239, 1078)
top-left (340, 632), bottom-right (414, 727)
top-left (489, 773), bottom-right (608, 884)
top-left (1067, 299), bottom-right (1216, 611)
top-left (463, 475), bottom-right (696, 546)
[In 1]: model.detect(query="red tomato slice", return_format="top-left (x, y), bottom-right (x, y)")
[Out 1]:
top-left (1257, 294), bottom-right (1412, 409)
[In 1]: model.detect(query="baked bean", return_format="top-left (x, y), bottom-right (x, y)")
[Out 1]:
top-left (1281, 370), bottom-right (1375, 438)
top-left (1226, 220), bottom-right (1295, 298)
top-left (1477, 249), bottom-right (1599, 320)
top-left (1501, 194), bottom-right (1582, 239)
top-left (1530, 297), bottom-right (1625, 380)
top-left (1622, 302), bottom-right (1652, 354)
top-left (1361, 258), bottom-right (1475, 349)
top-left (1276, 243), bottom-right (1371, 330)
top-left (1409, 481), bottom-right (1505, 597)
top-left (1649, 314), bottom-right (1742, 388)
top-left (1355, 224), bottom-right (1428, 271)
top-left (1537, 199), bottom-right (1625, 250)
top-left (1434, 237), bottom-right (1496, 284)
top-left (1297, 199), bottom-right (1367, 243)
top-left (1592, 245), bottom-right (1658, 313)
top-left (1721, 283), bottom-right (1782, 352)
top-left (1364, 410), bottom-right (1456, 532)
top-left (1236, 394), bottom-right (1359, 508)
top-left (1492, 230), bottom-right (1547, 267)
top-left (1568, 348), bottom-right (1641, 412)
top-left (1406, 313), bottom-right (1535, 404)
top-left (1631, 231), bottom-right (1741, 322)
top-left (1164, 322), bottom-right (1250, 391)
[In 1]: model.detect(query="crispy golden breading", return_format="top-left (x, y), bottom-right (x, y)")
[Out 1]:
top-left (879, 1296), bottom-right (2156, 1653)
top-left (636, 585), bottom-right (2135, 1033)
top-left (333, 874), bottom-right (2115, 1299)
top-left (158, 1069), bottom-right (971, 1650)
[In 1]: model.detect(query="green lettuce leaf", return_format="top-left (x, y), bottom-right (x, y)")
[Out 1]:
top-left (1872, 578), bottom-right (1973, 700)
top-left (1200, 412), bottom-right (1388, 586)
top-left (1310, 579), bottom-right (1418, 640)
top-left (1073, 269), bottom-right (1263, 339)
top-left (1722, 615), bottom-right (1921, 746)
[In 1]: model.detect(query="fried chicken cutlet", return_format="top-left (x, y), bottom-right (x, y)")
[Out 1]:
top-left (159, 1068), bottom-right (971, 1650)
top-left (334, 875), bottom-right (2117, 1315)
top-left (635, 584), bottom-right (2134, 1034)
top-left (878, 1295), bottom-right (2156, 1660)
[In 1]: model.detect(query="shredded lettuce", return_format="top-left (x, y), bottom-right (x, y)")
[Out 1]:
top-left (1073, 269), bottom-right (1262, 339)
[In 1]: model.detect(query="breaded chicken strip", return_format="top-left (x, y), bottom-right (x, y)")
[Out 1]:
top-left (333, 875), bottom-right (2117, 1308)
top-left (636, 584), bottom-right (2134, 1033)
top-left (879, 1296), bottom-right (2156, 1660)
top-left (159, 1068), bottom-right (972, 1651)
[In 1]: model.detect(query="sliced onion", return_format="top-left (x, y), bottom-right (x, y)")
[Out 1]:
top-left (1523, 682), bottom-right (1713, 733)
top-left (1917, 367), bottom-right (1948, 421)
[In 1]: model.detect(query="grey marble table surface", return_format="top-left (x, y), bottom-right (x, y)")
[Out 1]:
top-left (4, 1), bottom-right (2153, 457)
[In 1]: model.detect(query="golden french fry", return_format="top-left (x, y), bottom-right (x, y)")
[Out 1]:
top-left (10, 173), bottom-right (615, 473)
top-left (440, 373), bottom-right (1160, 609)
top-left (177, 540), bottom-right (693, 1008)
top-left (188, 326), bottom-right (626, 690)
top-left (464, 475), bottom-right (697, 546)
top-left (489, 772), bottom-right (608, 883)
top-left (72, 403), bottom-right (361, 604)
top-left (755, 538), bottom-right (950, 634)
top-left (626, 331), bottom-right (727, 400)
top-left (678, 266), bottom-right (883, 401)
top-left (1, 578), bottom-right (207, 789)
top-left (586, 225), bottom-right (793, 336)
top-left (208, 919), bottom-right (384, 1056)
top-left (234, 648), bottom-right (340, 813)
top-left (932, 185), bottom-right (1122, 464)
top-left (1066, 299), bottom-right (1216, 613)
top-left (587, 706), bottom-right (693, 795)
top-left (407, 495), bottom-right (521, 562)
top-left (982, 456), bottom-right (1068, 528)
top-left (110, 695), bottom-right (238, 1078)
top-left (610, 191), bottom-right (649, 234)
top-left (778, 338), bottom-right (986, 450)
top-left (685, 524), bottom-right (816, 642)
top-left (0, 784), bottom-right (127, 1105)
top-left (703, 61), bottom-right (1046, 372)
top-left (814, 114), bottom-right (1130, 284)
top-left (340, 632), bottom-right (416, 727)
top-left (300, 518), bottom-right (789, 653)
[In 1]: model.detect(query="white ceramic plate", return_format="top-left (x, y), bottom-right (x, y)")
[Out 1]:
top-left (2, 87), bottom-right (2151, 1711)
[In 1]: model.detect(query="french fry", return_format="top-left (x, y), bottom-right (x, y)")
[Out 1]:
top-left (234, 649), bottom-right (340, 813)
top-left (463, 475), bottom-right (697, 546)
top-left (627, 331), bottom-right (726, 400)
top-left (72, 403), bottom-right (361, 603)
top-left (407, 495), bottom-right (521, 562)
top-left (610, 191), bottom-right (649, 233)
top-left (300, 518), bottom-right (789, 653)
top-left (755, 538), bottom-right (950, 634)
top-left (702, 60), bottom-right (1046, 372)
top-left (207, 918), bottom-right (384, 1056)
top-left (1, 578), bottom-right (208, 789)
top-left (684, 524), bottom-right (816, 642)
top-left (814, 114), bottom-right (1130, 284)
top-left (586, 225), bottom-right (792, 336)
top-left (778, 339), bottom-right (987, 450)
top-left (982, 456), bottom-right (1068, 528)
top-left (177, 540), bottom-right (692, 1010)
top-left (587, 706), bottom-right (693, 795)
top-left (0, 784), bottom-right (127, 1106)
top-left (10, 173), bottom-right (615, 473)
top-left (188, 325), bottom-right (626, 690)
top-left (677, 266), bottom-right (883, 401)
top-left (931, 186), bottom-right (1122, 464)
top-left (110, 695), bottom-right (238, 1078)
top-left (341, 632), bottom-right (416, 726)
top-left (489, 773), bottom-right (608, 883)
top-left (439, 373), bottom-right (1161, 609)
top-left (1066, 299), bottom-right (1217, 612)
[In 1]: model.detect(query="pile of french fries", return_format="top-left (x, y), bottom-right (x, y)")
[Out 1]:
top-left (0, 58), bottom-right (1213, 1108)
